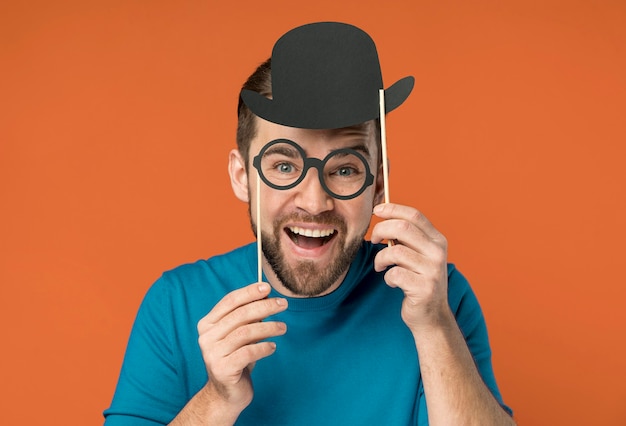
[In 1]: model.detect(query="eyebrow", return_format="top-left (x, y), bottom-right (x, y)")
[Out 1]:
top-left (342, 143), bottom-right (371, 160)
top-left (332, 123), bottom-right (374, 159)
top-left (264, 145), bottom-right (300, 158)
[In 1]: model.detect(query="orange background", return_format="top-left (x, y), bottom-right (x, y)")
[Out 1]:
top-left (1, 1), bottom-right (625, 424)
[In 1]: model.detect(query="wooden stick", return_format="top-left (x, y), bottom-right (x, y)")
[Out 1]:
top-left (379, 89), bottom-right (391, 204)
top-left (256, 171), bottom-right (263, 283)
top-left (379, 89), bottom-right (393, 247)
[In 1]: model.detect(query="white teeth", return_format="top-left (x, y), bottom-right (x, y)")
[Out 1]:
top-left (289, 226), bottom-right (335, 238)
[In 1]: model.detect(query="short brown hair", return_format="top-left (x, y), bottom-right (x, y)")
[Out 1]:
top-left (236, 57), bottom-right (272, 166)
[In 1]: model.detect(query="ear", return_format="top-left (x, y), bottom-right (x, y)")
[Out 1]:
top-left (373, 158), bottom-right (388, 206)
top-left (228, 149), bottom-right (249, 202)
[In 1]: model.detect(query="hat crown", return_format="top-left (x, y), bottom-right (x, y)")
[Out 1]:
top-left (241, 22), bottom-right (414, 129)
top-left (271, 22), bottom-right (382, 119)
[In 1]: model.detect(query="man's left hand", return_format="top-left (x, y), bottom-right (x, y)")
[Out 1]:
top-left (371, 203), bottom-right (452, 334)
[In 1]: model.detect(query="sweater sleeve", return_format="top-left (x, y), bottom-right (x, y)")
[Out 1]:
top-left (104, 277), bottom-right (188, 425)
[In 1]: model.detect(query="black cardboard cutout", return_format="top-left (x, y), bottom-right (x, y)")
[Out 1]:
top-left (240, 22), bottom-right (414, 129)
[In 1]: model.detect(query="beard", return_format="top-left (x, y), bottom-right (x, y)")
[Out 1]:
top-left (249, 209), bottom-right (366, 297)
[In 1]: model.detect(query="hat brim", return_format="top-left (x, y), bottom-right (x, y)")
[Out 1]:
top-left (241, 76), bottom-right (415, 129)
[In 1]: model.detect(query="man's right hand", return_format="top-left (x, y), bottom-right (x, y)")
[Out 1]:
top-left (197, 282), bottom-right (288, 412)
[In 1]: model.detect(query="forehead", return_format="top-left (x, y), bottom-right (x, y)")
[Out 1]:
top-left (251, 118), bottom-right (377, 156)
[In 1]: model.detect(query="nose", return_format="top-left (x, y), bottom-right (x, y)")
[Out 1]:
top-left (293, 166), bottom-right (334, 215)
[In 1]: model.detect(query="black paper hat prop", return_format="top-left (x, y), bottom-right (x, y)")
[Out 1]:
top-left (240, 21), bottom-right (415, 129)
top-left (248, 22), bottom-right (413, 282)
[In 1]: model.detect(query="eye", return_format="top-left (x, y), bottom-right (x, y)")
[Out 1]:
top-left (276, 162), bottom-right (295, 173)
top-left (337, 167), bottom-right (355, 176)
top-left (330, 164), bottom-right (362, 179)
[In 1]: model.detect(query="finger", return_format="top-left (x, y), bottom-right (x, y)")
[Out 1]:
top-left (382, 265), bottom-right (420, 291)
top-left (381, 265), bottom-right (446, 311)
top-left (198, 296), bottom-right (287, 344)
top-left (212, 297), bottom-right (287, 339)
top-left (226, 341), bottom-right (280, 373)
top-left (374, 243), bottom-right (429, 273)
top-left (200, 283), bottom-right (272, 327)
top-left (216, 321), bottom-right (287, 357)
top-left (373, 203), bottom-right (441, 240)
top-left (370, 218), bottom-right (433, 253)
top-left (207, 341), bottom-right (278, 387)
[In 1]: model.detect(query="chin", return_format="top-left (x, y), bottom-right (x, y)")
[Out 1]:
top-left (263, 231), bottom-right (363, 297)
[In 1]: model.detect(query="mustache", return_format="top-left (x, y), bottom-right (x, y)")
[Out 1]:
top-left (273, 211), bottom-right (347, 230)
top-left (247, 205), bottom-right (348, 236)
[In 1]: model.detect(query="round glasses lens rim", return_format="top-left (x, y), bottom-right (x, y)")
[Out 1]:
top-left (253, 139), bottom-right (374, 200)
top-left (253, 139), bottom-right (308, 191)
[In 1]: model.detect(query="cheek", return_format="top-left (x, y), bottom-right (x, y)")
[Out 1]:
top-left (342, 199), bottom-right (374, 232)
top-left (256, 187), bottom-right (288, 223)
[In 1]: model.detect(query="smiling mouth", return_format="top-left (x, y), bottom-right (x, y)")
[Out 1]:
top-left (286, 226), bottom-right (336, 249)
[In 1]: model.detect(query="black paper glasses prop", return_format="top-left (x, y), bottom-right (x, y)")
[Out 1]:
top-left (253, 139), bottom-right (375, 200)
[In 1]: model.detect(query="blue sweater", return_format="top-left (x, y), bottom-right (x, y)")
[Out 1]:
top-left (104, 242), bottom-right (509, 425)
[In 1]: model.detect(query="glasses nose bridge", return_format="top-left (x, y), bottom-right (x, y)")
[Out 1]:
top-left (302, 156), bottom-right (326, 187)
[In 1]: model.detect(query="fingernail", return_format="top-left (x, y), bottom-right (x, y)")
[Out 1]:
top-left (276, 298), bottom-right (286, 306)
top-left (258, 283), bottom-right (269, 292)
top-left (373, 204), bottom-right (383, 214)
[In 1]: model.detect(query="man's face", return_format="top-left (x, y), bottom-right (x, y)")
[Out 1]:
top-left (232, 118), bottom-right (383, 297)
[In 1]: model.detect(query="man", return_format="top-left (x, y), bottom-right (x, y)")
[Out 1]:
top-left (105, 22), bottom-right (514, 425)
